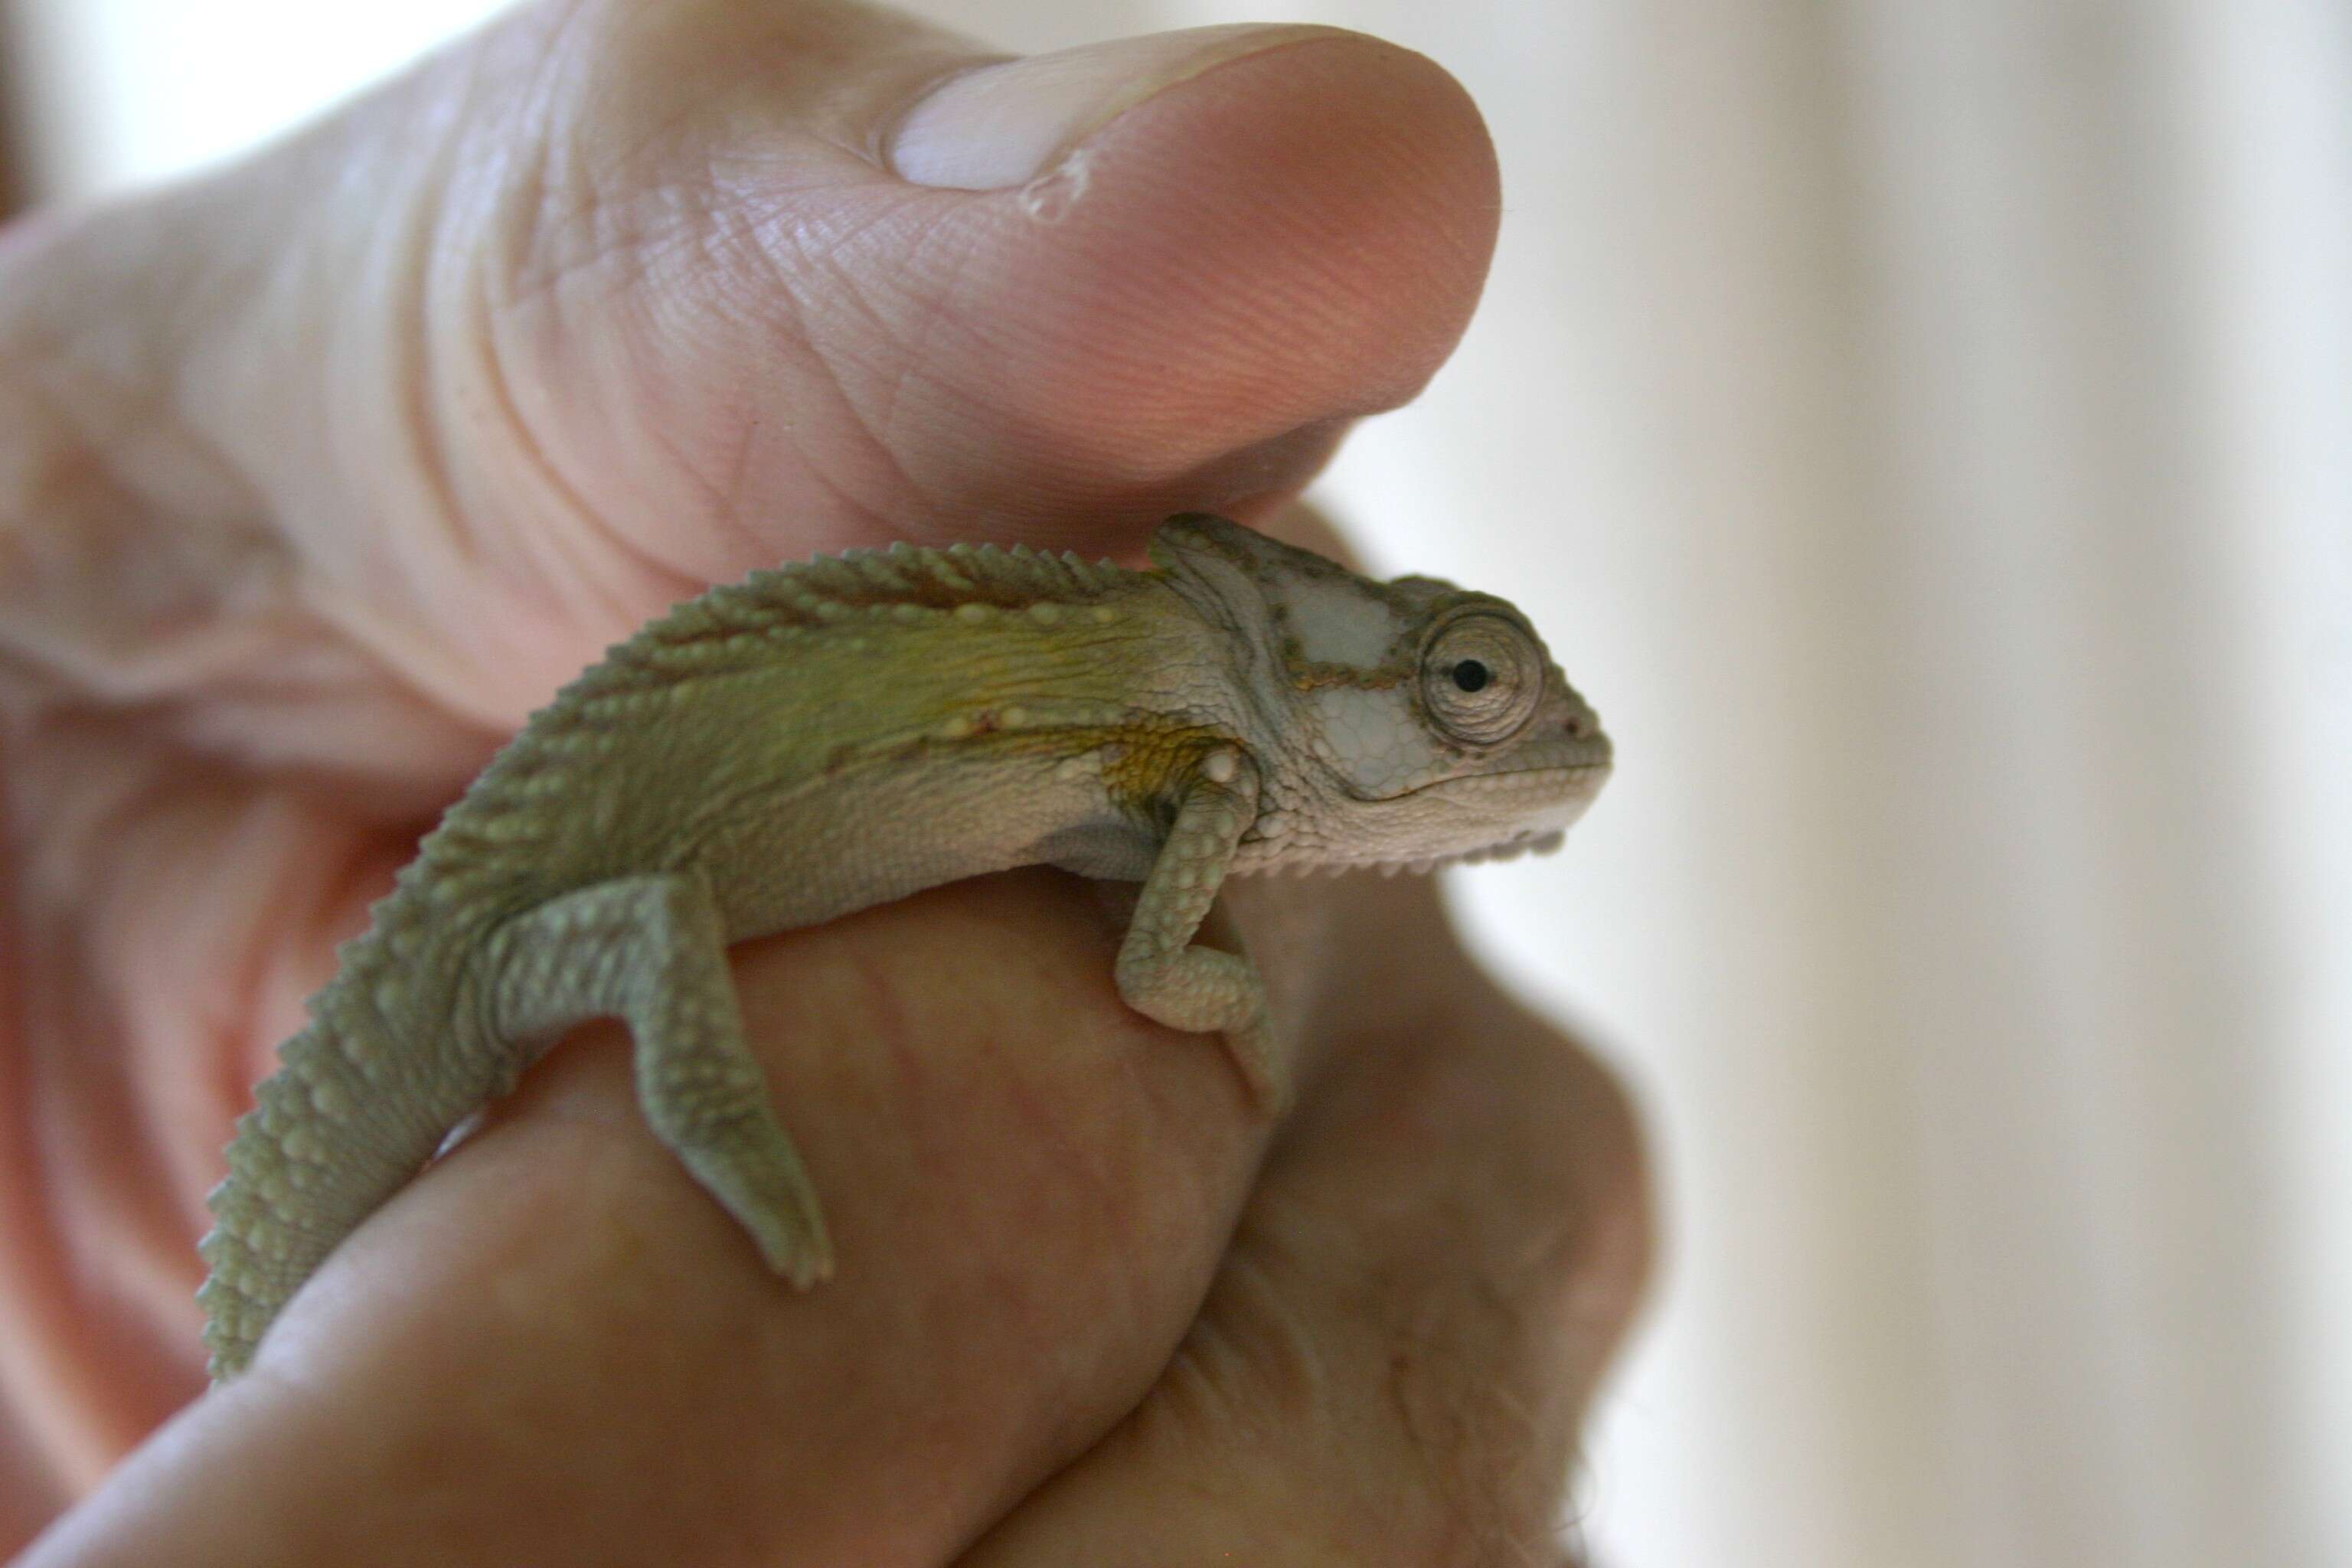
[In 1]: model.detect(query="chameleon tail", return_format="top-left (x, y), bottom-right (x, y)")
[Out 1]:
top-left (196, 944), bottom-right (488, 1380)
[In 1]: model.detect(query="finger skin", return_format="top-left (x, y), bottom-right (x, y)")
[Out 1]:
top-left (958, 882), bottom-right (1652, 1566)
top-left (19, 884), bottom-right (1648, 1568)
top-left (22, 873), bottom-right (1266, 1567)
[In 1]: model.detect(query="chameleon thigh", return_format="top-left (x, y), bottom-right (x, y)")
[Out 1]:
top-left (488, 871), bottom-right (833, 1285)
top-left (1115, 751), bottom-right (1286, 1111)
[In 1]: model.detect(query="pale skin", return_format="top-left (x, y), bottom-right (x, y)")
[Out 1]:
top-left (0, 2), bottom-right (1651, 1563)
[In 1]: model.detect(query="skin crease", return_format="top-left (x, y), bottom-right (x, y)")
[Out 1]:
top-left (0, 2), bottom-right (1651, 1564)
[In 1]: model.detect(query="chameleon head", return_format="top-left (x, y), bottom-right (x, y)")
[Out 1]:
top-left (1148, 515), bottom-right (1612, 874)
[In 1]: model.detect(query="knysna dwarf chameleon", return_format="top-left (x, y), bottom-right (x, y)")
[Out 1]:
top-left (198, 514), bottom-right (1611, 1378)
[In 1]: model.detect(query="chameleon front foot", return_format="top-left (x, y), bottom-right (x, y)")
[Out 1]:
top-left (1116, 751), bottom-right (1291, 1114)
top-left (1220, 1009), bottom-right (1285, 1116)
top-left (1119, 944), bottom-right (1287, 1116)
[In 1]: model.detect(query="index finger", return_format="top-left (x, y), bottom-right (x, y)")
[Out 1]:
top-left (28, 865), bottom-right (1297, 1567)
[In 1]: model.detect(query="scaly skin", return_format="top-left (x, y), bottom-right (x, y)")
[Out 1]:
top-left (196, 513), bottom-right (1611, 1379)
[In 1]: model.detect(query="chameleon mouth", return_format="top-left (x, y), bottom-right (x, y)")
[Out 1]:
top-left (1488, 756), bottom-right (1612, 782)
top-left (1375, 750), bottom-right (1612, 797)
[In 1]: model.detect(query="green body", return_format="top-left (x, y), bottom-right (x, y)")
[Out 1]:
top-left (197, 517), bottom-right (1612, 1378)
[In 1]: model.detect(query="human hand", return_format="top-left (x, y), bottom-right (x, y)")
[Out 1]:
top-left (0, 3), bottom-right (1648, 1562)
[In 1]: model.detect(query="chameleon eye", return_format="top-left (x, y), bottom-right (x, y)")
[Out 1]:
top-left (1419, 610), bottom-right (1544, 746)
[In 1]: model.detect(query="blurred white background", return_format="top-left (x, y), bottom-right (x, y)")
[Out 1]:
top-left (11, 2), bottom-right (2348, 1564)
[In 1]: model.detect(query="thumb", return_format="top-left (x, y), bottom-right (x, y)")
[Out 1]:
top-left (488, 4), bottom-right (1500, 566)
top-left (6, 2), bottom-right (1501, 722)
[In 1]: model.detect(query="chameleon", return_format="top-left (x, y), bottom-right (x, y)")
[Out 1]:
top-left (195, 513), bottom-right (1612, 1380)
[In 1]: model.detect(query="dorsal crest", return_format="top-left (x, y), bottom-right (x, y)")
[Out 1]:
top-left (574, 541), bottom-right (1138, 697)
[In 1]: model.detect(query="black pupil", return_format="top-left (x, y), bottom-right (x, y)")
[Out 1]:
top-left (1452, 659), bottom-right (1491, 694)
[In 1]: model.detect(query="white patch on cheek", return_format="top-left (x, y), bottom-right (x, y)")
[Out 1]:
top-left (1282, 577), bottom-right (1403, 667)
top-left (1308, 687), bottom-right (1438, 795)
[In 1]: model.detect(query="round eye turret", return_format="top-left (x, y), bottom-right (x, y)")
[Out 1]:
top-left (1419, 610), bottom-right (1544, 746)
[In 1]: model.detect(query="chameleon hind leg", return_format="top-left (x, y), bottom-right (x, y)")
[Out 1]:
top-left (488, 871), bottom-right (833, 1285)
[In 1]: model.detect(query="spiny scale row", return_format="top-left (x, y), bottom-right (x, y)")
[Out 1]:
top-left (580, 542), bottom-right (1135, 685)
top-left (1253, 829), bottom-right (1568, 877)
top-left (733, 541), bottom-right (1126, 619)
